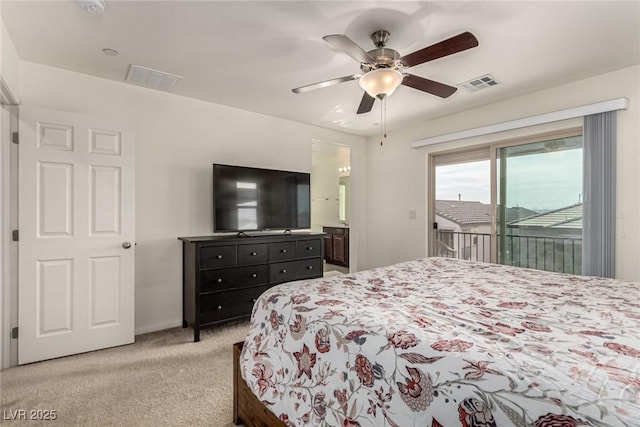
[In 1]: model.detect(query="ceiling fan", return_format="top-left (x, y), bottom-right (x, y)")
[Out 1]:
top-left (292, 30), bottom-right (479, 114)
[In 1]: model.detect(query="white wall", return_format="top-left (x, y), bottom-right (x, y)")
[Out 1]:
top-left (0, 17), bottom-right (19, 100)
top-left (366, 65), bottom-right (640, 282)
top-left (17, 61), bottom-right (367, 334)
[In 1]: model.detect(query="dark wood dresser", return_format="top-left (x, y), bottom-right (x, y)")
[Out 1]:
top-left (179, 233), bottom-right (324, 341)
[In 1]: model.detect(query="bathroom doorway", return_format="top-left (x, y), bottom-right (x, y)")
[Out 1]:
top-left (311, 140), bottom-right (351, 276)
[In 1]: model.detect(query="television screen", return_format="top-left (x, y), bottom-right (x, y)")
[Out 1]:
top-left (212, 164), bottom-right (311, 232)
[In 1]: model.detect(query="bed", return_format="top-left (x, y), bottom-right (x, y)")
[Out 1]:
top-left (234, 257), bottom-right (639, 427)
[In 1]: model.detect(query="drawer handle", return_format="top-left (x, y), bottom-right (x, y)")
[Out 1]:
top-left (281, 249), bottom-right (287, 253)
top-left (216, 255), bottom-right (223, 259)
top-left (307, 265), bottom-right (313, 270)
top-left (307, 246), bottom-right (313, 250)
top-left (251, 273), bottom-right (257, 278)
top-left (216, 305), bottom-right (222, 311)
top-left (250, 252), bottom-right (257, 256)
top-left (281, 269), bottom-right (287, 274)
top-left (216, 278), bottom-right (223, 283)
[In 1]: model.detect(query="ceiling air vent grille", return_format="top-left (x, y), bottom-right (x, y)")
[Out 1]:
top-left (125, 65), bottom-right (183, 92)
top-left (460, 74), bottom-right (499, 92)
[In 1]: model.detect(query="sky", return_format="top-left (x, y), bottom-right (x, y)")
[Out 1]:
top-left (436, 148), bottom-right (583, 211)
top-left (436, 160), bottom-right (491, 204)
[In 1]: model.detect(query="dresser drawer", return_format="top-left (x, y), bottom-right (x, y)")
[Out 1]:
top-left (200, 245), bottom-right (236, 269)
top-left (270, 258), bottom-right (323, 283)
top-left (269, 241), bottom-right (297, 261)
top-left (201, 265), bottom-right (268, 292)
top-left (323, 227), bottom-right (345, 235)
top-left (237, 243), bottom-right (268, 265)
top-left (200, 284), bottom-right (272, 324)
top-left (297, 238), bottom-right (322, 258)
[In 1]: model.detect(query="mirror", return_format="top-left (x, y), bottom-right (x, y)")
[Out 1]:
top-left (311, 141), bottom-right (350, 230)
top-left (339, 176), bottom-right (349, 224)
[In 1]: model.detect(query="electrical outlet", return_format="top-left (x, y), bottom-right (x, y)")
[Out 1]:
top-left (409, 210), bottom-right (416, 220)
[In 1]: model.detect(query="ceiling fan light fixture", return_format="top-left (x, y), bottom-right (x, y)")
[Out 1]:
top-left (359, 68), bottom-right (403, 99)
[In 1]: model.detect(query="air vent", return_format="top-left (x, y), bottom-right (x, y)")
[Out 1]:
top-left (460, 74), bottom-right (499, 92)
top-left (125, 65), bottom-right (182, 92)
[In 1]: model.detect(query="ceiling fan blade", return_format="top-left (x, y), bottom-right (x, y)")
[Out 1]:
top-left (323, 34), bottom-right (376, 64)
top-left (402, 32), bottom-right (479, 67)
top-left (402, 74), bottom-right (458, 98)
top-left (356, 92), bottom-right (375, 114)
top-left (292, 74), bottom-right (361, 94)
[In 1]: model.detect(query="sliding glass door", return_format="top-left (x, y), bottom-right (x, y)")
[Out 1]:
top-left (432, 148), bottom-right (493, 263)
top-left (497, 136), bottom-right (583, 274)
top-left (431, 130), bottom-right (583, 274)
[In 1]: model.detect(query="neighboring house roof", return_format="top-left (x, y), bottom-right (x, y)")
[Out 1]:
top-left (504, 206), bottom-right (538, 223)
top-left (435, 200), bottom-right (492, 225)
top-left (508, 203), bottom-right (582, 229)
top-left (436, 200), bottom-right (539, 226)
top-left (436, 200), bottom-right (582, 229)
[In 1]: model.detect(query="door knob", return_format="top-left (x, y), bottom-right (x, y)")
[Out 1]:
top-left (122, 241), bottom-right (132, 249)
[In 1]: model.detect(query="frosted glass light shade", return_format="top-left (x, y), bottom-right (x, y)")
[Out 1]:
top-left (358, 69), bottom-right (403, 99)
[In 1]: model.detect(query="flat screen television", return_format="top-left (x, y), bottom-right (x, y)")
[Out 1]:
top-left (212, 163), bottom-right (311, 232)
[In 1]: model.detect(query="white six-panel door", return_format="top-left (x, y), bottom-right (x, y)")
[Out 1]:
top-left (18, 106), bottom-right (135, 364)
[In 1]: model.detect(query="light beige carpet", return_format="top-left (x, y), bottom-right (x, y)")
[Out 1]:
top-left (0, 321), bottom-right (250, 426)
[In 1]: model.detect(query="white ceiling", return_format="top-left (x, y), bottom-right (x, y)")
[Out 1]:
top-left (3, 1), bottom-right (639, 136)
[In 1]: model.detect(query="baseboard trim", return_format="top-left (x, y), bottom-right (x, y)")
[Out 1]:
top-left (135, 319), bottom-right (183, 336)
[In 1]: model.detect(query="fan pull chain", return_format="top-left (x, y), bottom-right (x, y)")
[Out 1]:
top-left (384, 97), bottom-right (387, 139)
top-left (380, 99), bottom-right (383, 146)
top-left (379, 97), bottom-right (388, 146)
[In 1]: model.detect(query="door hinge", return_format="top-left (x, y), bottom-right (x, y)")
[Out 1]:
top-left (11, 327), bottom-right (18, 339)
top-left (11, 132), bottom-right (19, 144)
top-left (11, 230), bottom-right (18, 241)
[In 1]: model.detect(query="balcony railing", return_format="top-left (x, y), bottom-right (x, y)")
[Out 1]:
top-left (434, 231), bottom-right (491, 263)
top-left (434, 230), bottom-right (582, 274)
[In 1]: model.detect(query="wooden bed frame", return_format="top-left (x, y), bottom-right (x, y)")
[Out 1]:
top-left (233, 341), bottom-right (287, 427)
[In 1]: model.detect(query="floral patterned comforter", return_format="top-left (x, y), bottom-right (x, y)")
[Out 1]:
top-left (240, 257), bottom-right (640, 426)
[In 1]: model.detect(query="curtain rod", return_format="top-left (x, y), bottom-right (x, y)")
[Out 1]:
top-left (411, 98), bottom-right (629, 148)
